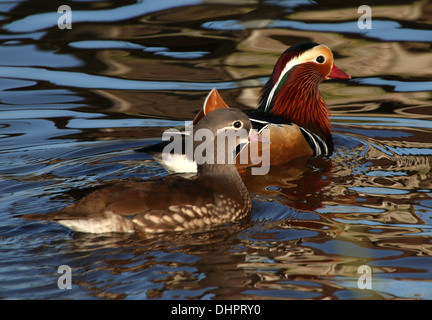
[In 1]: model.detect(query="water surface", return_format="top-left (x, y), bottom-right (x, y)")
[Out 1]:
top-left (1, 0), bottom-right (432, 300)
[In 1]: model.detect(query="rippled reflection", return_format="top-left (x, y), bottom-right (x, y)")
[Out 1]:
top-left (1, 0), bottom-right (432, 300)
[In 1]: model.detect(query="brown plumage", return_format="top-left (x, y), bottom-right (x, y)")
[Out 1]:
top-left (23, 109), bottom-right (254, 234)
top-left (270, 62), bottom-right (332, 140)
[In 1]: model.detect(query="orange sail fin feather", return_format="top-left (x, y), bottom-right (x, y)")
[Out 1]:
top-left (193, 88), bottom-right (229, 125)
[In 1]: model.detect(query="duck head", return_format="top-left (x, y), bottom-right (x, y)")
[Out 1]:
top-left (258, 42), bottom-right (350, 139)
top-left (192, 108), bottom-right (254, 176)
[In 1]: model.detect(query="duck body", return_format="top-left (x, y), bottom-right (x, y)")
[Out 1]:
top-left (137, 42), bottom-right (350, 172)
top-left (25, 109), bottom-right (254, 234)
top-left (239, 110), bottom-right (332, 167)
top-left (40, 174), bottom-right (250, 234)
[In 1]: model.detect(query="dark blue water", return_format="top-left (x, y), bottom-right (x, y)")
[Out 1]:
top-left (1, 0), bottom-right (432, 300)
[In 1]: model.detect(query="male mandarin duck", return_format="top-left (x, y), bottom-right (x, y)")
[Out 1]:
top-left (250, 41), bottom-right (350, 162)
top-left (139, 42), bottom-right (350, 172)
top-left (197, 42), bottom-right (350, 165)
top-left (24, 109), bottom-right (257, 234)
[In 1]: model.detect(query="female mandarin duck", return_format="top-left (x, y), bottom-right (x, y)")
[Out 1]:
top-left (139, 42), bottom-right (350, 172)
top-left (24, 109), bottom-right (256, 234)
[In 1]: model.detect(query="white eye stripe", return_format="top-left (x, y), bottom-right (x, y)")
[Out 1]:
top-left (264, 44), bottom-right (328, 111)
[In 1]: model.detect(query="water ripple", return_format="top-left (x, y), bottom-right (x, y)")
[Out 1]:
top-left (0, 66), bottom-right (263, 91)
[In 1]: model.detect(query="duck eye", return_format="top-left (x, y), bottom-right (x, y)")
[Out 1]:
top-left (233, 121), bottom-right (243, 129)
top-left (316, 55), bottom-right (325, 64)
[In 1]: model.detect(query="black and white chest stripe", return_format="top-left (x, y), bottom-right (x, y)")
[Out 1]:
top-left (298, 127), bottom-right (330, 157)
top-left (249, 117), bottom-right (331, 157)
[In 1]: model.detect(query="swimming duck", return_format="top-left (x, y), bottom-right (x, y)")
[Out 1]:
top-left (138, 42), bottom-right (350, 172)
top-left (202, 42), bottom-right (350, 165)
top-left (24, 109), bottom-right (256, 234)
